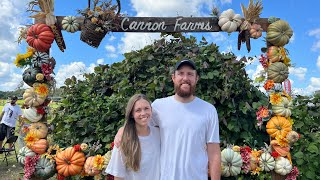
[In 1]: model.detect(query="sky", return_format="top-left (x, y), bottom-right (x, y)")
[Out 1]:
top-left (0, 0), bottom-right (320, 96)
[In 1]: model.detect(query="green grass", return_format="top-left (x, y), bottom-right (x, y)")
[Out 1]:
top-left (0, 99), bottom-right (60, 112)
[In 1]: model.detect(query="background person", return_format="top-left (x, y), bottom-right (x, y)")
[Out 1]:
top-left (0, 96), bottom-right (22, 151)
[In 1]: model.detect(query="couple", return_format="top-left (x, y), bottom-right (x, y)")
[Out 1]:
top-left (106, 59), bottom-right (221, 180)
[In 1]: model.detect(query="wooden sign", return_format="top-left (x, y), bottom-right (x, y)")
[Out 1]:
top-left (54, 16), bottom-right (269, 32)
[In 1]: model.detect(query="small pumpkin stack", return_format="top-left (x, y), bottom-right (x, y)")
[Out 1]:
top-left (54, 142), bottom-right (113, 179)
top-left (258, 18), bottom-right (299, 179)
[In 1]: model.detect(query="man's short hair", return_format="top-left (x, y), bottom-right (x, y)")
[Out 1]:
top-left (11, 96), bottom-right (18, 100)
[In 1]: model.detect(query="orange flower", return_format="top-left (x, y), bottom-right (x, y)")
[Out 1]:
top-left (93, 155), bottom-right (105, 170)
top-left (24, 133), bottom-right (39, 146)
top-left (275, 135), bottom-right (289, 147)
top-left (258, 106), bottom-right (269, 118)
top-left (270, 92), bottom-right (282, 105)
top-left (263, 80), bottom-right (274, 90)
top-left (279, 47), bottom-right (287, 58)
top-left (251, 167), bottom-right (262, 175)
top-left (251, 149), bottom-right (262, 159)
top-left (283, 57), bottom-right (291, 66)
top-left (34, 83), bottom-right (49, 97)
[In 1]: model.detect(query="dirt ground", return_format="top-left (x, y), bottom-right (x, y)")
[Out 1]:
top-left (0, 152), bottom-right (24, 180)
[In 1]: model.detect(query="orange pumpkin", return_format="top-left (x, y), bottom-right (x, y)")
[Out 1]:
top-left (271, 140), bottom-right (290, 156)
top-left (266, 46), bottom-right (281, 63)
top-left (266, 116), bottom-right (292, 138)
top-left (55, 147), bottom-right (86, 177)
top-left (29, 122), bottom-right (48, 139)
top-left (250, 24), bottom-right (263, 39)
top-left (27, 139), bottom-right (48, 154)
top-left (84, 156), bottom-right (101, 176)
top-left (26, 23), bottom-right (55, 52)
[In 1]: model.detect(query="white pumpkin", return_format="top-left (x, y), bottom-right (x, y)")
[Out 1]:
top-left (24, 107), bottom-right (43, 122)
top-left (274, 157), bottom-right (292, 175)
top-left (18, 146), bottom-right (36, 165)
top-left (272, 96), bottom-right (293, 117)
top-left (62, 16), bottom-right (80, 33)
top-left (259, 152), bottom-right (275, 172)
top-left (23, 88), bottom-right (46, 107)
top-left (221, 148), bottom-right (243, 177)
top-left (218, 9), bottom-right (242, 33)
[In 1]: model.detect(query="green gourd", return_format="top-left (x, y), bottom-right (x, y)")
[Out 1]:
top-left (266, 20), bottom-right (293, 46)
top-left (22, 67), bottom-right (42, 87)
top-left (34, 157), bottom-right (56, 179)
top-left (267, 62), bottom-right (289, 83)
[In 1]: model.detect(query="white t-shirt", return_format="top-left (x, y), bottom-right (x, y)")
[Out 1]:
top-left (106, 126), bottom-right (160, 180)
top-left (1, 103), bottom-right (22, 127)
top-left (151, 96), bottom-right (220, 180)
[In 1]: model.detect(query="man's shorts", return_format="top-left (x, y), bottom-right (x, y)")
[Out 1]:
top-left (0, 123), bottom-right (15, 141)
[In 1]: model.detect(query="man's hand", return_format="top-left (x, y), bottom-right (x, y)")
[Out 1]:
top-left (114, 127), bottom-right (124, 148)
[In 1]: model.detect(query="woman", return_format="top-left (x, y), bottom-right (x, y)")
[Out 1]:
top-left (106, 94), bottom-right (160, 180)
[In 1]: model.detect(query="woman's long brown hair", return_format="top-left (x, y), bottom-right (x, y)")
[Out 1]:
top-left (120, 94), bottom-right (151, 171)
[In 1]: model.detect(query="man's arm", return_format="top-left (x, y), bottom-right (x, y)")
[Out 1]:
top-left (0, 111), bottom-right (4, 121)
top-left (114, 127), bottom-right (124, 148)
top-left (207, 143), bottom-right (221, 180)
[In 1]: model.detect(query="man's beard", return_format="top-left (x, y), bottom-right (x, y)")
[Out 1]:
top-left (174, 83), bottom-right (196, 98)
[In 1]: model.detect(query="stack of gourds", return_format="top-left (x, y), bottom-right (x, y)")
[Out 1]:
top-left (15, 22), bottom-right (58, 179)
top-left (264, 19), bottom-right (299, 179)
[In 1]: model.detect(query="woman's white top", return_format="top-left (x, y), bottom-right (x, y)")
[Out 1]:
top-left (106, 126), bottom-right (160, 180)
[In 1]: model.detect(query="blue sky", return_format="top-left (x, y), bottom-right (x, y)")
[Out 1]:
top-left (0, 0), bottom-right (320, 95)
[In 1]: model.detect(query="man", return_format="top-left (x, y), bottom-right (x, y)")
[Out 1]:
top-left (0, 96), bottom-right (22, 151)
top-left (115, 59), bottom-right (221, 180)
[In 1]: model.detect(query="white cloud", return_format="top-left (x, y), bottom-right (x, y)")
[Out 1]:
top-left (0, 0), bottom-right (29, 62)
top-left (308, 28), bottom-right (320, 52)
top-left (311, 41), bottom-right (320, 52)
top-left (317, 56), bottom-right (320, 68)
top-left (209, 32), bottom-right (227, 43)
top-left (308, 28), bottom-right (320, 38)
top-left (220, 0), bottom-right (232, 4)
top-left (251, 64), bottom-right (265, 80)
top-left (105, 45), bottom-right (119, 58)
top-left (105, 45), bottom-right (116, 53)
top-left (97, 58), bottom-right (104, 65)
top-left (131, 0), bottom-right (214, 17)
top-left (0, 62), bottom-right (23, 91)
top-left (109, 35), bottom-right (116, 41)
top-left (289, 67), bottom-right (307, 80)
top-left (291, 77), bottom-right (320, 96)
top-left (0, 62), bottom-right (12, 78)
top-left (289, 32), bottom-right (295, 43)
top-left (119, 33), bottom-right (160, 53)
top-left (303, 77), bottom-right (320, 95)
top-left (55, 62), bottom-right (88, 87)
